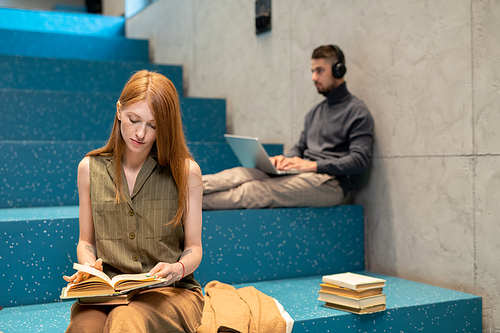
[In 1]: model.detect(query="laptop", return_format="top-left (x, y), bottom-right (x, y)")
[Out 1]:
top-left (224, 134), bottom-right (300, 175)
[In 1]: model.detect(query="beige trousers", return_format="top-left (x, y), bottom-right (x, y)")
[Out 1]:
top-left (202, 167), bottom-right (344, 210)
top-left (65, 287), bottom-right (204, 333)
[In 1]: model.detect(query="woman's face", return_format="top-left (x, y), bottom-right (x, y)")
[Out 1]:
top-left (117, 101), bottom-right (157, 157)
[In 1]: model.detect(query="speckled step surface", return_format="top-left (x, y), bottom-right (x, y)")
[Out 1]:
top-left (0, 141), bottom-right (282, 208)
top-left (0, 8), bottom-right (125, 37)
top-left (0, 301), bottom-right (73, 333)
top-left (0, 206), bottom-right (79, 307)
top-left (234, 272), bottom-right (482, 333)
top-left (1, 206), bottom-right (355, 307)
top-left (0, 55), bottom-right (183, 95)
top-left (196, 206), bottom-right (364, 286)
top-left (0, 55), bottom-right (184, 96)
top-left (0, 272), bottom-right (482, 333)
top-left (0, 90), bottom-right (226, 142)
top-left (0, 29), bottom-right (148, 62)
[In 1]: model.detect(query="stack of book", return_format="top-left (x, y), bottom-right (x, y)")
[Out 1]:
top-left (318, 272), bottom-right (387, 314)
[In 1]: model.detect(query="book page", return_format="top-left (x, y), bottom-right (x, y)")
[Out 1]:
top-left (73, 263), bottom-right (112, 285)
top-left (110, 273), bottom-right (154, 285)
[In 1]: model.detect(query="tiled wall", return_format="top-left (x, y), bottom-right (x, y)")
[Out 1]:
top-left (126, 0), bottom-right (500, 331)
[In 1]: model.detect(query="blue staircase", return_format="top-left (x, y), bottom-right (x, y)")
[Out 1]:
top-left (0, 7), bottom-right (481, 333)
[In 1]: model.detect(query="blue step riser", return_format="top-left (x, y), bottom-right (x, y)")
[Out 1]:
top-left (0, 142), bottom-right (283, 208)
top-left (54, 4), bottom-right (88, 13)
top-left (196, 206), bottom-right (365, 286)
top-left (181, 98), bottom-right (227, 143)
top-left (0, 90), bottom-right (226, 142)
top-left (0, 8), bottom-right (125, 37)
top-left (0, 142), bottom-right (101, 208)
top-left (295, 303), bottom-right (482, 332)
top-left (0, 29), bottom-right (149, 62)
top-left (0, 55), bottom-right (184, 96)
top-left (0, 206), bottom-right (364, 307)
top-left (0, 218), bottom-right (79, 307)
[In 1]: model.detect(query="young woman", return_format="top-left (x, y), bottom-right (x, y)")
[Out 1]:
top-left (64, 70), bottom-right (204, 332)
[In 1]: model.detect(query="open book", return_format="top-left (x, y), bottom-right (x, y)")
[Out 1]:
top-left (60, 263), bottom-right (169, 300)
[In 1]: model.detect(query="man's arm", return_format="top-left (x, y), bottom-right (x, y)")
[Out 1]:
top-left (315, 135), bottom-right (373, 175)
top-left (269, 117), bottom-right (311, 171)
top-left (277, 105), bottom-right (374, 175)
top-left (284, 130), bottom-right (307, 159)
top-left (315, 112), bottom-right (374, 175)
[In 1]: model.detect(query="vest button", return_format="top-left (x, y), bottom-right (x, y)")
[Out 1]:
top-left (129, 232), bottom-right (135, 239)
top-left (129, 209), bottom-right (134, 216)
top-left (133, 254), bottom-right (139, 261)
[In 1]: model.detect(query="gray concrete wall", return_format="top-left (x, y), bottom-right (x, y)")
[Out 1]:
top-left (127, 1), bottom-right (500, 330)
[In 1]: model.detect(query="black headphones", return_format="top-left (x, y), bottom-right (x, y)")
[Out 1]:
top-left (329, 45), bottom-right (347, 79)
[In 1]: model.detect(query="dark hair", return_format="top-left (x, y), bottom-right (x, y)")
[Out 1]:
top-left (312, 45), bottom-right (339, 63)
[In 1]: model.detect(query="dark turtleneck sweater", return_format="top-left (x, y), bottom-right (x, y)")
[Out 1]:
top-left (285, 82), bottom-right (374, 195)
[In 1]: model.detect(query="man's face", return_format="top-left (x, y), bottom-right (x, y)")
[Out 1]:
top-left (311, 58), bottom-right (337, 94)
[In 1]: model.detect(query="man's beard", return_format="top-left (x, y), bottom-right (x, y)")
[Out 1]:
top-left (316, 83), bottom-right (335, 95)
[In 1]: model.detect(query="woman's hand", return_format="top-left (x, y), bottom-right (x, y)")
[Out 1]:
top-left (63, 258), bottom-right (103, 284)
top-left (148, 262), bottom-right (184, 282)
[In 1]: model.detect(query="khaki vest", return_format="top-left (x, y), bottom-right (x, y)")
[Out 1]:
top-left (89, 155), bottom-right (200, 290)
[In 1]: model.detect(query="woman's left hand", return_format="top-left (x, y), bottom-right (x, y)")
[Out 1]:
top-left (148, 262), bottom-right (183, 282)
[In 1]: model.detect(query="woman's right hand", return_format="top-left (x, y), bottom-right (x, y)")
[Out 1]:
top-left (63, 258), bottom-right (103, 284)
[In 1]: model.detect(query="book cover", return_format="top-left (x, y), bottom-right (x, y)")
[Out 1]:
top-left (318, 292), bottom-right (386, 308)
top-left (319, 283), bottom-right (383, 299)
top-left (322, 272), bottom-right (386, 291)
top-left (60, 263), bottom-right (169, 299)
top-left (324, 302), bottom-right (387, 314)
top-left (76, 289), bottom-right (141, 305)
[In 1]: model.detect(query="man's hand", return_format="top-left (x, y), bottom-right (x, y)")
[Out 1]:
top-left (269, 155), bottom-right (285, 168)
top-left (270, 155), bottom-right (317, 172)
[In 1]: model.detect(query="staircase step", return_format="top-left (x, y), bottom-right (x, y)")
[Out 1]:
top-left (53, 4), bottom-right (88, 13)
top-left (0, 302), bottom-right (72, 332)
top-left (182, 98), bottom-right (227, 143)
top-left (0, 205), bottom-right (361, 308)
top-left (234, 272), bottom-right (482, 332)
top-left (0, 206), bottom-right (79, 307)
top-left (0, 206), bottom-right (481, 331)
top-left (0, 141), bottom-right (102, 208)
top-left (197, 206), bottom-right (364, 286)
top-left (0, 55), bottom-right (183, 96)
top-left (0, 8), bottom-right (125, 37)
top-left (0, 29), bottom-right (148, 62)
top-left (0, 277), bottom-right (482, 333)
top-left (0, 90), bottom-right (226, 142)
top-left (0, 141), bottom-right (283, 208)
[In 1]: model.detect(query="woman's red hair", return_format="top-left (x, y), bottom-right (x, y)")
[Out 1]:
top-left (87, 70), bottom-right (191, 227)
